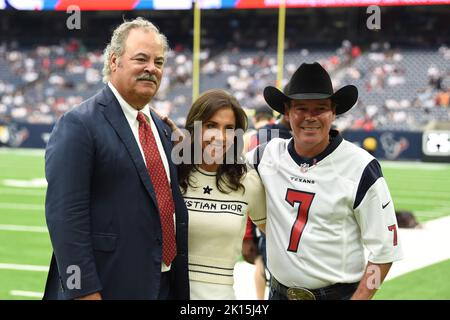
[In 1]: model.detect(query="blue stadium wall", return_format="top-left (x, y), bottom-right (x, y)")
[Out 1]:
top-left (342, 130), bottom-right (422, 161)
top-left (2, 122), bottom-right (450, 162)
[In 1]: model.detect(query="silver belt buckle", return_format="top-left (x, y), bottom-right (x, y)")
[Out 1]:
top-left (286, 287), bottom-right (316, 300)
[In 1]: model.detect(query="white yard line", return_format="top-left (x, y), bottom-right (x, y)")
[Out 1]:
top-left (394, 198), bottom-right (450, 206)
top-left (0, 263), bottom-right (49, 272)
top-left (0, 148), bottom-right (44, 156)
top-left (0, 188), bottom-right (46, 196)
top-left (0, 203), bottom-right (44, 211)
top-left (391, 190), bottom-right (450, 198)
top-left (381, 161), bottom-right (450, 170)
top-left (9, 290), bottom-right (43, 298)
top-left (1, 179), bottom-right (47, 188)
top-left (415, 209), bottom-right (450, 218)
top-left (0, 224), bottom-right (47, 233)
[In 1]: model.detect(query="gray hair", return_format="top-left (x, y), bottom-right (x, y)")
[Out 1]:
top-left (102, 17), bottom-right (169, 83)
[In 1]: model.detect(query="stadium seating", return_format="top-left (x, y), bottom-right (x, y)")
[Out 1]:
top-left (0, 40), bottom-right (449, 131)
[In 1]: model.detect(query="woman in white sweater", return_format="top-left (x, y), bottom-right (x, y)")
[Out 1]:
top-left (177, 89), bottom-right (266, 300)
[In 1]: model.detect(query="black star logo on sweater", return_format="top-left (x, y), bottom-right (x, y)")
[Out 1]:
top-left (203, 185), bottom-right (213, 194)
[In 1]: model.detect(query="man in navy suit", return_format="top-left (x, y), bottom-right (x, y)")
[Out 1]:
top-left (43, 17), bottom-right (189, 300)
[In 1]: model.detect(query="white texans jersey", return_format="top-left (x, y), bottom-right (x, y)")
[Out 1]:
top-left (247, 130), bottom-right (403, 289)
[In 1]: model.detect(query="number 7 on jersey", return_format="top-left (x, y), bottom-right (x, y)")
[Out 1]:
top-left (285, 189), bottom-right (315, 252)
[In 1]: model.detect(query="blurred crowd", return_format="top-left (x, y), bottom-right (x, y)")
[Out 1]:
top-left (0, 38), bottom-right (449, 132)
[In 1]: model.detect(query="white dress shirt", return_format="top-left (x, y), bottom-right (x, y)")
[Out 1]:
top-left (108, 82), bottom-right (173, 271)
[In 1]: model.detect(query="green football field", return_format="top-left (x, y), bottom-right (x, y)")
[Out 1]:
top-left (0, 148), bottom-right (450, 300)
top-left (374, 259), bottom-right (450, 300)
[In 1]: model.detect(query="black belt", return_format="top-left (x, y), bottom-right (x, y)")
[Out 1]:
top-left (270, 277), bottom-right (358, 300)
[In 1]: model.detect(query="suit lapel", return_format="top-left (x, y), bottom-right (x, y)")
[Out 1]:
top-left (99, 86), bottom-right (159, 207)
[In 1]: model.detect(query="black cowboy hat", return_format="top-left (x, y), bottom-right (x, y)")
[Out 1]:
top-left (263, 62), bottom-right (358, 115)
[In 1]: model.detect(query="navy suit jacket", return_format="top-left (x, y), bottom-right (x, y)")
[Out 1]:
top-left (43, 86), bottom-right (189, 300)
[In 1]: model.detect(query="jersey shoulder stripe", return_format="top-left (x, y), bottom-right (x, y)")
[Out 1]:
top-left (251, 138), bottom-right (289, 174)
top-left (353, 159), bottom-right (383, 209)
top-left (252, 142), bottom-right (268, 174)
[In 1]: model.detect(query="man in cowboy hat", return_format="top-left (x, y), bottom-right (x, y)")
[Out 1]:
top-left (247, 62), bottom-right (403, 300)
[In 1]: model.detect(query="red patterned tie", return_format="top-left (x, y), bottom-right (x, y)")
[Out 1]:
top-left (137, 111), bottom-right (177, 266)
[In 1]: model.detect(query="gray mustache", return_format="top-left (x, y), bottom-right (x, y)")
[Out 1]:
top-left (136, 74), bottom-right (158, 83)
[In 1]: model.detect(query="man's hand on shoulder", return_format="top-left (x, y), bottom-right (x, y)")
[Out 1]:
top-left (152, 108), bottom-right (185, 144)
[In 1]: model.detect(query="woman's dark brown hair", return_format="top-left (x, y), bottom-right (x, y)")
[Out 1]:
top-left (178, 89), bottom-right (248, 194)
